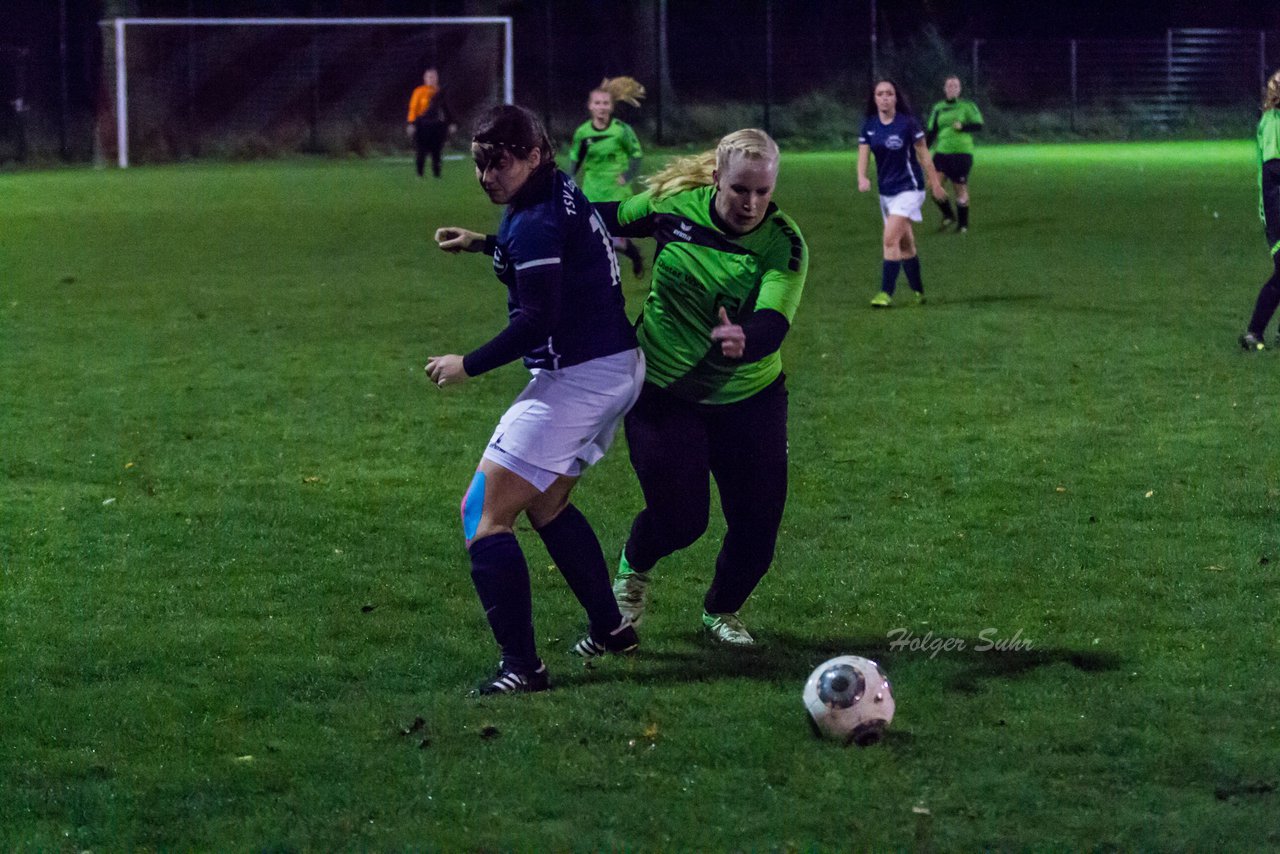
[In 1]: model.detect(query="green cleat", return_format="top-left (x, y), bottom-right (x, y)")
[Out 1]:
top-left (911, 291), bottom-right (926, 306)
top-left (870, 291), bottom-right (893, 308)
top-left (613, 552), bottom-right (651, 626)
top-left (1240, 332), bottom-right (1265, 351)
top-left (702, 611), bottom-right (755, 647)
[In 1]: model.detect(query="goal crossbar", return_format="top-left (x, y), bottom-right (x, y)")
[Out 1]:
top-left (100, 16), bottom-right (514, 167)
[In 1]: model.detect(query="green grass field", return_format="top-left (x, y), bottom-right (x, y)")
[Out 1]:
top-left (3, 141), bottom-right (1278, 850)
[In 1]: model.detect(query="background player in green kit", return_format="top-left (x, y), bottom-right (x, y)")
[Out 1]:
top-left (569, 77), bottom-right (647, 276)
top-left (1239, 69), bottom-right (1280, 350)
top-left (592, 129), bottom-right (808, 646)
top-left (926, 75), bottom-right (984, 232)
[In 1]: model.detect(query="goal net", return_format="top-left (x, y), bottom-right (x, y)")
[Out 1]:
top-left (98, 17), bottom-right (513, 167)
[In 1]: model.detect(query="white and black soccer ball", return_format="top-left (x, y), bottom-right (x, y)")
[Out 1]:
top-left (803, 655), bottom-right (895, 746)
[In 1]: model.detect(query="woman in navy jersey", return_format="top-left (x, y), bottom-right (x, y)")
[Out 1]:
top-left (428, 105), bottom-right (646, 695)
top-left (857, 78), bottom-right (947, 307)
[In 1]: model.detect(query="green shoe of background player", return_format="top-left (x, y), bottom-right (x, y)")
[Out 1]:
top-left (911, 291), bottom-right (926, 306)
top-left (702, 611), bottom-right (755, 646)
top-left (1240, 331), bottom-right (1265, 351)
top-left (870, 291), bottom-right (892, 308)
top-left (613, 551), bottom-right (651, 626)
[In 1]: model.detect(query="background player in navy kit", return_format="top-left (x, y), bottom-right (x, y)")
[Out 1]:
top-left (427, 105), bottom-right (646, 694)
top-left (858, 78), bottom-right (947, 307)
top-left (1239, 69), bottom-right (1280, 350)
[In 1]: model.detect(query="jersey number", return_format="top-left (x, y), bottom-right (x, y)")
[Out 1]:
top-left (589, 211), bottom-right (622, 289)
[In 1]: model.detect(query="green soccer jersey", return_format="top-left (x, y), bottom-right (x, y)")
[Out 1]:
top-left (927, 98), bottom-right (984, 155)
top-left (568, 118), bottom-right (643, 203)
top-left (615, 185), bottom-right (808, 404)
top-left (1257, 108), bottom-right (1280, 229)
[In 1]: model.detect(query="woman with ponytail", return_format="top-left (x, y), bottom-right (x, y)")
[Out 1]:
top-left (593, 129), bottom-right (809, 647)
top-left (568, 77), bottom-right (647, 276)
top-left (1239, 69), bottom-right (1280, 350)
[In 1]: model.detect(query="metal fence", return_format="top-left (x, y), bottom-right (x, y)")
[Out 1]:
top-left (5, 15), bottom-right (1280, 163)
top-left (970, 29), bottom-right (1278, 127)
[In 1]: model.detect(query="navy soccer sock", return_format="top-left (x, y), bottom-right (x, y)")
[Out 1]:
top-left (957, 203), bottom-right (970, 229)
top-left (902, 256), bottom-right (923, 293)
top-left (935, 198), bottom-right (955, 221)
top-left (881, 259), bottom-right (902, 295)
top-left (468, 532), bottom-right (539, 674)
top-left (535, 504), bottom-right (623, 636)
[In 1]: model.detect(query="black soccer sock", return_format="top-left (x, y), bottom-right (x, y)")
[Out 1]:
top-left (935, 198), bottom-right (955, 221)
top-left (957, 203), bottom-right (969, 229)
top-left (535, 504), bottom-right (623, 636)
top-left (881, 260), bottom-right (902, 295)
top-left (468, 532), bottom-right (539, 674)
top-left (1247, 260), bottom-right (1280, 336)
top-left (622, 240), bottom-right (644, 276)
top-left (902, 256), bottom-right (923, 293)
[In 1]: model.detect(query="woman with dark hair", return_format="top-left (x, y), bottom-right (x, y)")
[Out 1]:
top-left (1239, 69), bottom-right (1280, 350)
top-left (857, 78), bottom-right (947, 307)
top-left (428, 104), bottom-right (645, 694)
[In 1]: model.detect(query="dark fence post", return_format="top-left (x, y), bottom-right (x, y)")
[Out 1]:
top-left (1070, 39), bottom-right (1077, 132)
top-left (763, 0), bottom-right (772, 133)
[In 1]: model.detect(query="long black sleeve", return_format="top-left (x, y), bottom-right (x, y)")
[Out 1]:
top-left (594, 201), bottom-right (656, 239)
top-left (462, 264), bottom-right (561, 376)
top-left (1263, 159), bottom-right (1280, 232)
top-left (738, 308), bottom-right (791, 363)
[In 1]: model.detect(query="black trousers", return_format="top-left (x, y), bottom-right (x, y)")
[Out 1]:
top-left (623, 376), bottom-right (789, 615)
top-left (414, 119), bottom-right (447, 177)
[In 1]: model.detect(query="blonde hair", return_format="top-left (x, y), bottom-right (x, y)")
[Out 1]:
top-left (1266, 69), bottom-right (1280, 112)
top-left (598, 76), bottom-right (646, 107)
top-left (644, 128), bottom-right (780, 200)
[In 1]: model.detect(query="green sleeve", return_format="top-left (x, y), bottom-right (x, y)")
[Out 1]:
top-left (1262, 110), bottom-right (1280, 162)
top-left (616, 189), bottom-right (656, 227)
top-left (926, 103), bottom-right (940, 133)
top-left (623, 123), bottom-right (643, 159)
top-left (755, 219), bottom-right (808, 323)
top-left (968, 101), bottom-right (985, 125)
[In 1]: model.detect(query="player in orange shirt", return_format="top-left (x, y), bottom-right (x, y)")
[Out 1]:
top-left (406, 68), bottom-right (455, 178)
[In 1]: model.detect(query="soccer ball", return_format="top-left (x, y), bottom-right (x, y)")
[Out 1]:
top-left (803, 655), bottom-right (895, 746)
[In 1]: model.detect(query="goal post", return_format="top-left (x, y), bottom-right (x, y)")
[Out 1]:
top-left (99, 16), bottom-right (514, 167)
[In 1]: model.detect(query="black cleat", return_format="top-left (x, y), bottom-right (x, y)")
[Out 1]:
top-left (472, 661), bottom-right (550, 695)
top-left (571, 616), bottom-right (639, 659)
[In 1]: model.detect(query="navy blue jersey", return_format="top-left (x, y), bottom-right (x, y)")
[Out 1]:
top-left (463, 167), bottom-right (637, 376)
top-left (859, 113), bottom-right (926, 196)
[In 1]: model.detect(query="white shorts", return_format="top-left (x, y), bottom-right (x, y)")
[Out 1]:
top-left (880, 190), bottom-right (926, 222)
top-left (483, 348), bottom-right (645, 492)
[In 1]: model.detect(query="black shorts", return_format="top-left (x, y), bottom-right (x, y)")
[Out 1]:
top-left (933, 152), bottom-right (973, 184)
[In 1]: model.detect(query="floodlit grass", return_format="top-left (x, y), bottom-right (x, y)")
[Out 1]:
top-left (2, 141), bottom-right (1278, 849)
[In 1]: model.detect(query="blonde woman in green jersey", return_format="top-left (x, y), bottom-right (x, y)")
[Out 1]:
top-left (568, 77), bottom-right (647, 275)
top-left (926, 76), bottom-right (984, 232)
top-left (592, 129), bottom-right (808, 647)
top-left (1240, 69), bottom-right (1280, 350)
